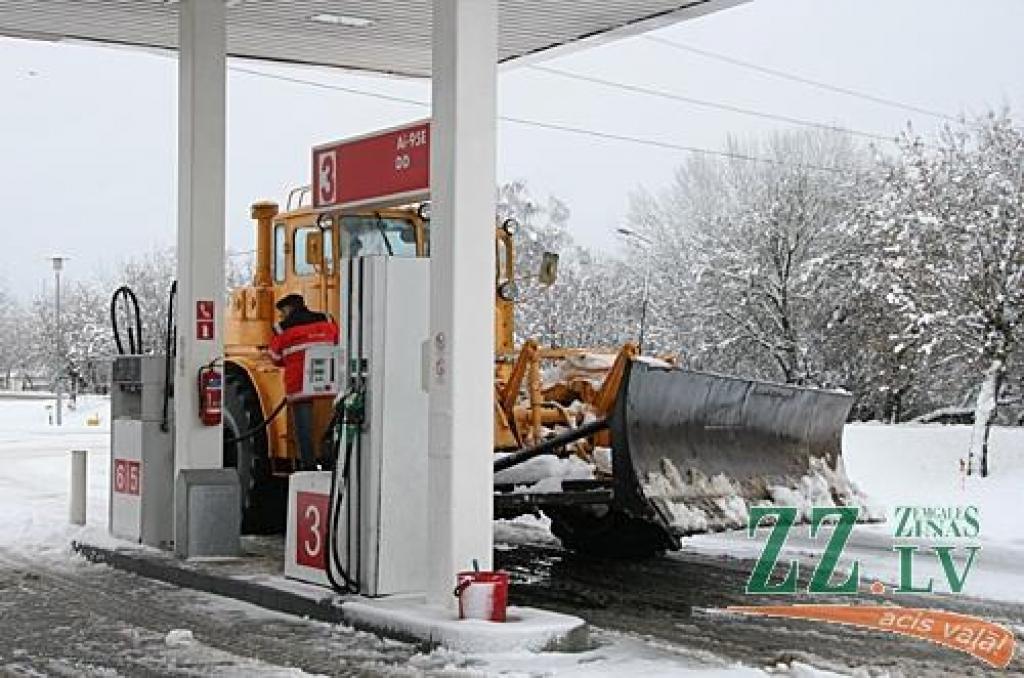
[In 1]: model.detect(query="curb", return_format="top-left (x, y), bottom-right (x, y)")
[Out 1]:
top-left (71, 541), bottom-right (589, 654)
top-left (71, 541), bottom-right (347, 625)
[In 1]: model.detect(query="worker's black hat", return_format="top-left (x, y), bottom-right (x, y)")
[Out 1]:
top-left (275, 293), bottom-right (305, 311)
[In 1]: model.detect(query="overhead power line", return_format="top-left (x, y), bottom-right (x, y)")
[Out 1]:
top-left (528, 64), bottom-right (897, 144)
top-left (497, 115), bottom-right (847, 172)
top-left (230, 65), bottom-right (429, 107)
top-left (643, 35), bottom-right (961, 125)
top-left (229, 65), bottom-right (854, 174)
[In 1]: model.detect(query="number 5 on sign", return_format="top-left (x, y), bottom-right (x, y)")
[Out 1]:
top-left (296, 491), bottom-right (329, 570)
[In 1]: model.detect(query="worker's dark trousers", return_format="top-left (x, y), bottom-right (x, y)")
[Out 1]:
top-left (292, 400), bottom-right (316, 470)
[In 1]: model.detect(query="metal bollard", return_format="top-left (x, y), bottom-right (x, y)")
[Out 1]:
top-left (70, 449), bottom-right (87, 525)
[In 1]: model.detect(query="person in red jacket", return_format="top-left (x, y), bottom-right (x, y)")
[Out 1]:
top-left (268, 293), bottom-right (340, 471)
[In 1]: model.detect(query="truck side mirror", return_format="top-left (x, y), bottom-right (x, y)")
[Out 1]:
top-left (538, 252), bottom-right (559, 286)
top-left (305, 230), bottom-right (324, 266)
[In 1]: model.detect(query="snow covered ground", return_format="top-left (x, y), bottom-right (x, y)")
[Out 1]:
top-left (683, 423), bottom-right (1024, 604)
top-left (0, 395), bottom-right (115, 555)
top-left (0, 395), bottom-right (857, 677)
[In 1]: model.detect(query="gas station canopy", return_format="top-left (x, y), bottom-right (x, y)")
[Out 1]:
top-left (0, 0), bottom-right (742, 76)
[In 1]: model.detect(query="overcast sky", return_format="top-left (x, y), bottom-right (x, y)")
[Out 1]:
top-left (1, 0), bottom-right (1022, 300)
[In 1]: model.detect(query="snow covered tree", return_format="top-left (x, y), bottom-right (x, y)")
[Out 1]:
top-left (0, 281), bottom-right (31, 388)
top-left (113, 247), bottom-right (177, 355)
top-left (495, 181), bottom-right (639, 351)
top-left (625, 130), bottom-right (873, 384)
top-left (865, 112), bottom-right (1024, 475)
top-left (28, 279), bottom-right (111, 392)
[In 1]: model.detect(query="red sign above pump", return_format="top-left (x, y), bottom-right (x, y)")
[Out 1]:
top-left (312, 119), bottom-right (430, 211)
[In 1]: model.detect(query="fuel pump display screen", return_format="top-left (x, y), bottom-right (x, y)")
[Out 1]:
top-left (302, 345), bottom-right (341, 397)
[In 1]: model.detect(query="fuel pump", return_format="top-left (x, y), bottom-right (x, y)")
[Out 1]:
top-left (284, 255), bottom-right (429, 596)
top-left (107, 282), bottom-right (176, 548)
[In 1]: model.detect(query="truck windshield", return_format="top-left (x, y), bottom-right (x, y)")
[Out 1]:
top-left (341, 216), bottom-right (418, 258)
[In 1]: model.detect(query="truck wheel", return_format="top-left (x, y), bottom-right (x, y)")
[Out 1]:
top-left (223, 369), bottom-right (287, 534)
top-left (547, 506), bottom-right (676, 558)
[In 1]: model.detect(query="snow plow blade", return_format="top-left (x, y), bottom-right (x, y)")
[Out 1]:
top-left (612, 361), bottom-right (862, 535)
top-left (547, 361), bottom-right (869, 556)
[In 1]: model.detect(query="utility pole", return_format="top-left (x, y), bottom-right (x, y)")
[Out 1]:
top-left (616, 227), bottom-right (653, 355)
top-left (50, 256), bottom-right (66, 426)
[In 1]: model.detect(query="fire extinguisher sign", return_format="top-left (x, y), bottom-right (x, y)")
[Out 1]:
top-left (295, 491), bottom-right (329, 570)
top-left (196, 300), bottom-right (215, 340)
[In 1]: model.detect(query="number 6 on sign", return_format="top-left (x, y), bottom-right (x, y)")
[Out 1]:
top-left (296, 491), bottom-right (329, 569)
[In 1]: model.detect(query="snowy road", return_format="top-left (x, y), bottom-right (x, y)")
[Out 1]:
top-left (0, 547), bottom-right (440, 677)
top-left (496, 540), bottom-right (1024, 676)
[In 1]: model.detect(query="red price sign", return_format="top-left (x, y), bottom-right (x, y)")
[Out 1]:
top-left (114, 459), bottom-right (141, 496)
top-left (295, 491), bottom-right (329, 570)
top-left (196, 300), bottom-right (215, 341)
top-left (312, 119), bottom-right (430, 210)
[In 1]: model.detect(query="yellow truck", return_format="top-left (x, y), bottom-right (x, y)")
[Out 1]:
top-left (221, 192), bottom-right (862, 555)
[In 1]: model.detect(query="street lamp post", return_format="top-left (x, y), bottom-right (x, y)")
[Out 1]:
top-left (616, 227), bottom-right (653, 355)
top-left (50, 256), bottom-right (66, 426)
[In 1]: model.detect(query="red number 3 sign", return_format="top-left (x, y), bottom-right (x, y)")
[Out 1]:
top-left (295, 491), bottom-right (329, 570)
top-left (317, 151), bottom-right (337, 206)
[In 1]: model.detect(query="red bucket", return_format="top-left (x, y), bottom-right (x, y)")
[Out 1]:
top-left (454, 570), bottom-right (509, 622)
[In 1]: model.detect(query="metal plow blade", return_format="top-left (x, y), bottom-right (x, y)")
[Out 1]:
top-left (610, 361), bottom-right (872, 538)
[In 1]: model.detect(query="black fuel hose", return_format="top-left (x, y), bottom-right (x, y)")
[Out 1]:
top-left (160, 281), bottom-right (177, 432)
top-left (325, 437), bottom-right (360, 594)
top-left (494, 417), bottom-right (609, 473)
top-left (325, 392), bottom-right (361, 594)
top-left (110, 286), bottom-right (143, 355)
top-left (223, 396), bottom-right (287, 445)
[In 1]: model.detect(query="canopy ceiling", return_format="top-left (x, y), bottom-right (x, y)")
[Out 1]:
top-left (0, 0), bottom-right (746, 77)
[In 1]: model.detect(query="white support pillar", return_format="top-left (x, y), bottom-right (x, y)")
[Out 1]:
top-left (174, 0), bottom-right (226, 474)
top-left (427, 0), bottom-right (498, 607)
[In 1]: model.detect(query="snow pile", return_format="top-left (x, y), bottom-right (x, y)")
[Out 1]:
top-left (660, 500), bottom-right (710, 534)
top-left (164, 628), bottom-right (195, 647)
top-left (644, 459), bottom-right (743, 501)
top-left (715, 495), bottom-right (749, 527)
top-left (640, 454), bottom-right (884, 535)
top-left (543, 351), bottom-right (616, 391)
top-left (494, 453), bottom-right (594, 486)
top-left (633, 355), bottom-right (675, 369)
top-left (493, 514), bottom-right (560, 548)
top-left (642, 462), bottom-right (751, 533)
top-left (767, 477), bottom-right (833, 522)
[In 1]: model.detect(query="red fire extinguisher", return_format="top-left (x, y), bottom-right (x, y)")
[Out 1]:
top-left (197, 365), bottom-right (222, 426)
